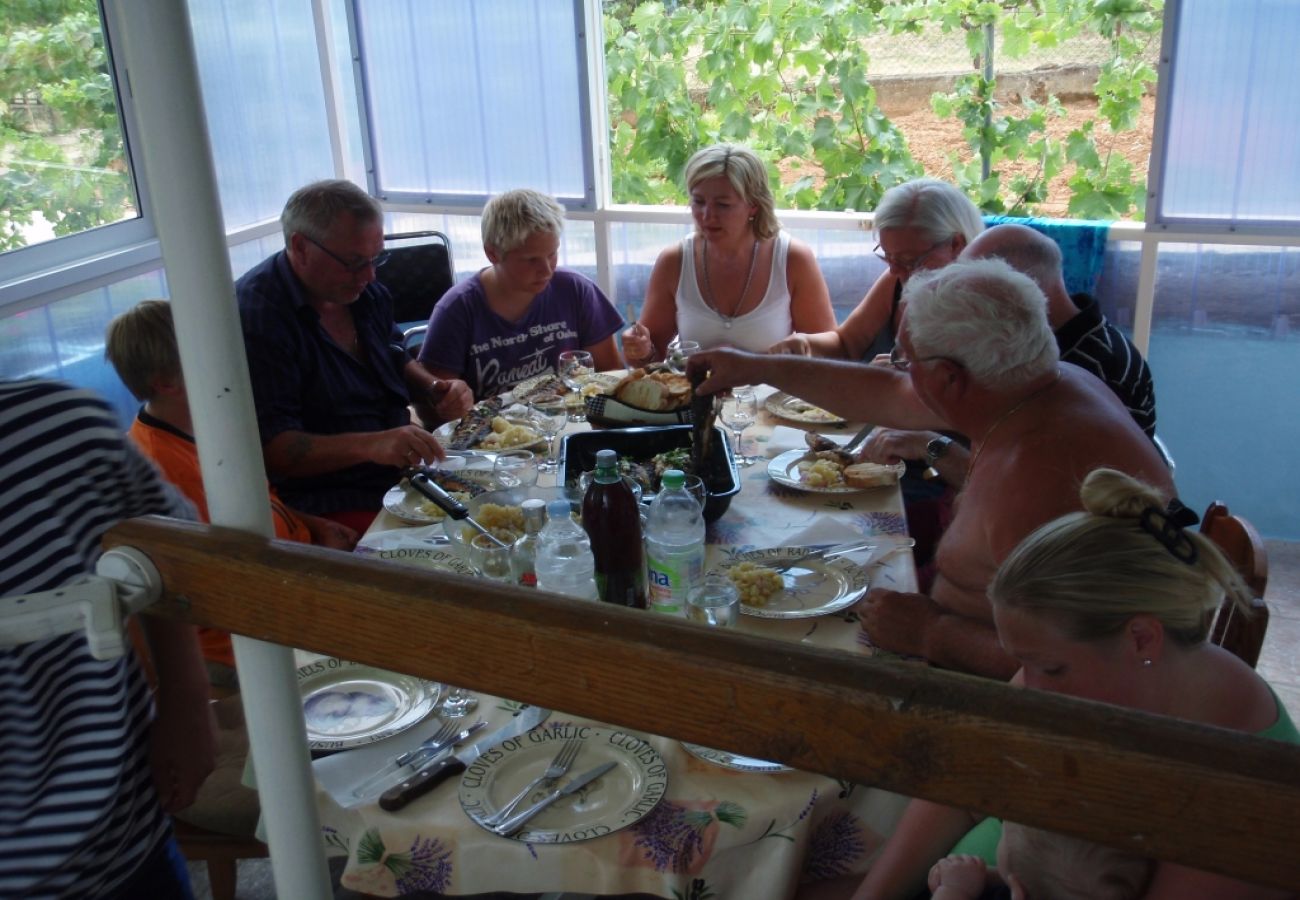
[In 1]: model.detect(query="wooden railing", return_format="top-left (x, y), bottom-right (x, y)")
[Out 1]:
top-left (107, 517), bottom-right (1300, 892)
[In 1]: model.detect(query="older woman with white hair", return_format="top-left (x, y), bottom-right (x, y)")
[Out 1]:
top-left (621, 143), bottom-right (836, 363)
top-left (419, 188), bottom-right (624, 399)
top-left (771, 177), bottom-right (983, 359)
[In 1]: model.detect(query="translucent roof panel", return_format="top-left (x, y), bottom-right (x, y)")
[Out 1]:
top-left (353, 0), bottom-right (590, 206)
top-left (1157, 0), bottom-right (1300, 227)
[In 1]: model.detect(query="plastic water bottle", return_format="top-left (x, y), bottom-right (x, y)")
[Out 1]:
top-left (644, 469), bottom-right (706, 615)
top-left (509, 498), bottom-right (547, 587)
top-left (534, 499), bottom-right (598, 600)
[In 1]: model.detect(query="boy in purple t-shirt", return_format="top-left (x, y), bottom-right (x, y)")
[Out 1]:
top-left (418, 189), bottom-right (625, 399)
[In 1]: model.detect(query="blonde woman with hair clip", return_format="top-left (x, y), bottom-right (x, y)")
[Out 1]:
top-left (853, 467), bottom-right (1297, 900)
top-left (621, 143), bottom-right (836, 363)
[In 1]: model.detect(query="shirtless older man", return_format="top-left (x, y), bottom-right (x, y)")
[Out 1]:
top-left (690, 258), bottom-right (1172, 678)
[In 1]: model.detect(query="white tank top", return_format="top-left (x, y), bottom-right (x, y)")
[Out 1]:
top-left (675, 231), bottom-right (793, 352)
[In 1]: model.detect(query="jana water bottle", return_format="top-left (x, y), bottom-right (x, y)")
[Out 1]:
top-left (534, 499), bottom-right (598, 600)
top-left (644, 469), bottom-right (706, 615)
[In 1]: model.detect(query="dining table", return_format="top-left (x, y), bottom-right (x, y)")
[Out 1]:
top-left (306, 383), bottom-right (919, 899)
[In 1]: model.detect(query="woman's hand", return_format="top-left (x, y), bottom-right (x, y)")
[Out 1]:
top-left (927, 855), bottom-right (989, 900)
top-left (621, 321), bottom-right (656, 367)
top-left (769, 333), bottom-right (812, 356)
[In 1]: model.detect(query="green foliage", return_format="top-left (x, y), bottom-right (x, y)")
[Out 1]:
top-left (605, 0), bottom-right (1162, 220)
top-left (0, 0), bottom-right (135, 251)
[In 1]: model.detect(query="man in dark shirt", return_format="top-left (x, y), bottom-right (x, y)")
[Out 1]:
top-left (236, 180), bottom-right (472, 530)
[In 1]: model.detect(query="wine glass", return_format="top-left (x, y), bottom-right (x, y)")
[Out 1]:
top-left (492, 449), bottom-right (538, 487)
top-left (557, 350), bottom-right (595, 422)
top-left (719, 387), bottom-right (758, 466)
top-left (666, 338), bottom-right (700, 375)
top-left (528, 392), bottom-right (568, 471)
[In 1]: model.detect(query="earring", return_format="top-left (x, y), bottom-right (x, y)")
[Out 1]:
top-left (1142, 658), bottom-right (1153, 667)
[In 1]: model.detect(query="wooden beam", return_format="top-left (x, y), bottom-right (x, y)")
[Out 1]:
top-left (106, 517), bottom-right (1300, 890)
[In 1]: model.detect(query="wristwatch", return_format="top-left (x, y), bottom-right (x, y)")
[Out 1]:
top-left (923, 435), bottom-right (953, 480)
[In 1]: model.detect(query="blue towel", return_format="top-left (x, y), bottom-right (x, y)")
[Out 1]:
top-left (983, 215), bottom-right (1111, 295)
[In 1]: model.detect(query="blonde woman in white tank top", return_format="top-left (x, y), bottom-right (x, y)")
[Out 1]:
top-left (621, 144), bottom-right (835, 364)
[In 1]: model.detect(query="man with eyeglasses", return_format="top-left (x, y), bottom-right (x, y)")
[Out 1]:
top-left (236, 179), bottom-right (472, 532)
top-left (690, 258), bottom-right (1170, 679)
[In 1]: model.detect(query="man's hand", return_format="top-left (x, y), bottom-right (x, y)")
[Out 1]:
top-left (430, 378), bottom-right (472, 422)
top-left (927, 855), bottom-right (989, 900)
top-left (371, 424), bottom-right (447, 468)
top-left (302, 512), bottom-right (359, 550)
top-left (686, 347), bottom-right (762, 395)
top-left (859, 428), bottom-right (936, 465)
top-left (858, 588), bottom-right (940, 657)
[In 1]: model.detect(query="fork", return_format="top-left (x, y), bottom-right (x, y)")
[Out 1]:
top-left (350, 718), bottom-right (460, 798)
top-left (483, 736), bottom-right (583, 827)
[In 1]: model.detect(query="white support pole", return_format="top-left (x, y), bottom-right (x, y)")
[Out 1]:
top-left (111, 3), bottom-right (332, 897)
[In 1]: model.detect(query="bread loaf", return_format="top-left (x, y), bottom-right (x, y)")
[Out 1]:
top-left (843, 461), bottom-right (901, 489)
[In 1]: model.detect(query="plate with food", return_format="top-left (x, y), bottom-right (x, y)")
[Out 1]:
top-left (460, 724), bottom-right (668, 843)
top-left (296, 658), bottom-right (442, 751)
top-left (507, 373), bottom-right (567, 405)
top-left (763, 391), bottom-right (846, 425)
top-left (767, 449), bottom-right (904, 494)
top-left (712, 549), bottom-right (870, 619)
top-left (383, 469), bottom-right (501, 525)
top-left (437, 405), bottom-right (547, 454)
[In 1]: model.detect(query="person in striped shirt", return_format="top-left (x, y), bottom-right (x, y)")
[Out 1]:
top-left (0, 378), bottom-right (214, 898)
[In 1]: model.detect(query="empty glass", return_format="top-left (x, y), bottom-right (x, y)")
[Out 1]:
top-left (719, 387), bottom-right (758, 466)
top-left (558, 350), bottom-right (595, 422)
top-left (528, 392), bottom-right (568, 471)
top-left (493, 449), bottom-right (538, 487)
top-left (471, 532), bottom-right (514, 582)
top-left (686, 574), bottom-right (740, 628)
top-left (666, 338), bottom-right (700, 375)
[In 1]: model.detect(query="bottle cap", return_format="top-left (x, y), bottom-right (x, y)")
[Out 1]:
top-left (545, 500), bottom-right (572, 520)
top-left (661, 469), bottom-right (685, 490)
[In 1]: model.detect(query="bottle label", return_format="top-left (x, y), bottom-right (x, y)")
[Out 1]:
top-left (646, 552), bottom-right (702, 615)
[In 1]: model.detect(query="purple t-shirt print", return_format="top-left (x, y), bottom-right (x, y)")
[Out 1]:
top-left (418, 268), bottom-right (623, 398)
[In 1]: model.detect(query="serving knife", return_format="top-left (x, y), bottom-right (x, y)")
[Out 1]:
top-left (406, 469), bottom-right (508, 547)
top-left (379, 705), bottom-right (550, 811)
top-left (494, 761), bottom-right (618, 836)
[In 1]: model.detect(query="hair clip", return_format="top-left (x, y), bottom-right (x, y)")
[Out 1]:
top-left (1139, 498), bottom-right (1200, 565)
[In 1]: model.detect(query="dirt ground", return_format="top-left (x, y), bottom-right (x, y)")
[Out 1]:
top-left (779, 94), bottom-right (1156, 217)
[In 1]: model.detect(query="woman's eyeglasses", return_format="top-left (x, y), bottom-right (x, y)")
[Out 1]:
top-left (873, 236), bottom-right (952, 275)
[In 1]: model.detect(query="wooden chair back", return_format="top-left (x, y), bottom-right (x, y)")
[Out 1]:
top-left (1201, 501), bottom-right (1270, 668)
top-left (173, 819), bottom-right (268, 900)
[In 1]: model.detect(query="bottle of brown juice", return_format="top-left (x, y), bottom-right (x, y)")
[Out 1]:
top-left (581, 448), bottom-right (647, 608)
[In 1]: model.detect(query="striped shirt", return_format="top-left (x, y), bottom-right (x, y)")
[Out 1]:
top-left (0, 379), bottom-right (193, 898)
top-left (1057, 293), bottom-right (1157, 438)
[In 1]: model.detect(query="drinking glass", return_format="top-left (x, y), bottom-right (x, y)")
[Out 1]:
top-left (719, 387), bottom-right (758, 466)
top-left (441, 685), bottom-right (478, 718)
top-left (680, 473), bottom-right (708, 508)
top-left (666, 338), bottom-right (700, 375)
top-left (492, 449), bottom-right (538, 487)
top-left (686, 574), bottom-right (740, 628)
top-left (471, 532), bottom-right (514, 582)
top-left (558, 350), bottom-right (595, 422)
top-left (528, 392), bottom-right (568, 471)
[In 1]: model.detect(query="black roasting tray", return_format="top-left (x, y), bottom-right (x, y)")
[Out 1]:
top-left (557, 425), bottom-right (740, 523)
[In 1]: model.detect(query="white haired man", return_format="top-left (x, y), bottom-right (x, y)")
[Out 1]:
top-left (690, 258), bottom-right (1171, 678)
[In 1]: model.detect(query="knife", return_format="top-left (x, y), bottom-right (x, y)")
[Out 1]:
top-left (843, 423), bottom-right (876, 456)
top-left (351, 719), bottom-right (486, 800)
top-left (379, 705), bottom-right (550, 811)
top-left (494, 761), bottom-right (618, 836)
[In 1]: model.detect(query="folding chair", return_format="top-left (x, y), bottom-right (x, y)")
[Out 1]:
top-left (1201, 501), bottom-right (1270, 668)
top-left (376, 230), bottom-right (456, 353)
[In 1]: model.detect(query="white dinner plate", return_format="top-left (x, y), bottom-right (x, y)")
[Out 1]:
top-left (296, 659), bottom-right (442, 751)
top-left (460, 724), bottom-right (669, 844)
top-left (681, 742), bottom-right (793, 773)
top-left (763, 391), bottom-right (846, 425)
top-left (711, 548), bottom-right (870, 619)
top-left (767, 450), bottom-right (903, 494)
top-left (382, 469), bottom-right (502, 524)
top-left (435, 415), bottom-right (548, 455)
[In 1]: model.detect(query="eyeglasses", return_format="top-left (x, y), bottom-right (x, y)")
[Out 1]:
top-left (873, 237), bottom-right (952, 274)
top-left (301, 233), bottom-right (389, 274)
top-left (888, 344), bottom-right (963, 372)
